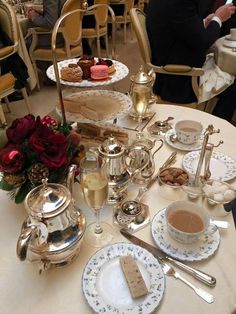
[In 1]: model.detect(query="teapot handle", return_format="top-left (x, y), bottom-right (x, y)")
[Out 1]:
top-left (16, 225), bottom-right (37, 261)
top-left (152, 139), bottom-right (164, 157)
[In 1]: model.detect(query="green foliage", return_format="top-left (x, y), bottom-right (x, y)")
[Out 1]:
top-left (14, 181), bottom-right (33, 204)
top-left (0, 178), bottom-right (14, 191)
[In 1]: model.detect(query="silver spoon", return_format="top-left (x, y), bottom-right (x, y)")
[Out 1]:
top-left (170, 134), bottom-right (178, 143)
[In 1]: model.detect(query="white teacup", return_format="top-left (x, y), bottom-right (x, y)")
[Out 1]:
top-left (165, 201), bottom-right (217, 244)
top-left (230, 28), bottom-right (236, 41)
top-left (175, 120), bottom-right (203, 145)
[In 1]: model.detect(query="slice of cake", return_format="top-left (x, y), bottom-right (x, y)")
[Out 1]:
top-left (120, 255), bottom-right (148, 299)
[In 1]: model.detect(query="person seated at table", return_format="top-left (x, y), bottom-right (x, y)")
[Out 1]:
top-left (146, 0), bottom-right (236, 122)
top-left (26, 0), bottom-right (66, 84)
top-left (199, 0), bottom-right (236, 36)
top-left (0, 25), bottom-right (29, 101)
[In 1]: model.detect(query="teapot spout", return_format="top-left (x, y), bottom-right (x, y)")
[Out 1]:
top-left (66, 164), bottom-right (77, 198)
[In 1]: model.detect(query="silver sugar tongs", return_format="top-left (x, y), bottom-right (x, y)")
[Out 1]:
top-left (194, 125), bottom-right (223, 187)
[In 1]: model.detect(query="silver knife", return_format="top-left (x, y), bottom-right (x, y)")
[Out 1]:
top-left (120, 229), bottom-right (216, 287)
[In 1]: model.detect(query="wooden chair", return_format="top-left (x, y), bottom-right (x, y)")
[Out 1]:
top-left (108, 0), bottom-right (134, 44)
top-left (82, 0), bottom-right (116, 58)
top-left (28, 0), bottom-right (84, 89)
top-left (130, 8), bottom-right (205, 109)
top-left (0, 0), bottom-right (31, 126)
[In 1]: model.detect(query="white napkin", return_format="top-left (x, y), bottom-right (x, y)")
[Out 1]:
top-left (198, 53), bottom-right (235, 103)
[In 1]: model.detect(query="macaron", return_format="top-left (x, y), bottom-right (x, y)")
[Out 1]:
top-left (90, 65), bottom-right (109, 80)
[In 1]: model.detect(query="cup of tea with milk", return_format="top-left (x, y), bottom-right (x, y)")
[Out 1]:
top-left (165, 201), bottom-right (217, 244)
top-left (175, 120), bottom-right (203, 145)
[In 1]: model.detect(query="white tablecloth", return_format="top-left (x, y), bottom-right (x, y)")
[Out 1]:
top-left (214, 36), bottom-right (236, 76)
top-left (0, 105), bottom-right (236, 314)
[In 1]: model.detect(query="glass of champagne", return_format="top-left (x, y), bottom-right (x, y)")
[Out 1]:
top-left (80, 154), bottom-right (113, 247)
top-left (132, 84), bottom-right (151, 137)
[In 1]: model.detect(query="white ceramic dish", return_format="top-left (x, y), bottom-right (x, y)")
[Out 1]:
top-left (82, 242), bottom-right (165, 314)
top-left (223, 37), bottom-right (236, 48)
top-left (182, 151), bottom-right (236, 182)
top-left (151, 208), bottom-right (220, 262)
top-left (165, 129), bottom-right (203, 151)
top-left (46, 58), bottom-right (129, 87)
top-left (56, 89), bottom-right (132, 123)
top-left (225, 34), bottom-right (236, 41)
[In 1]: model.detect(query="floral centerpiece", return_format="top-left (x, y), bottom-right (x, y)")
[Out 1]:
top-left (0, 114), bottom-right (84, 203)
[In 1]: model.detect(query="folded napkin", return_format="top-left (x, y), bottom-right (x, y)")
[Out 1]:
top-left (198, 53), bottom-right (235, 103)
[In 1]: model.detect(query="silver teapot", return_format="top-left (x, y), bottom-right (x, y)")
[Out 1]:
top-left (16, 165), bottom-right (86, 272)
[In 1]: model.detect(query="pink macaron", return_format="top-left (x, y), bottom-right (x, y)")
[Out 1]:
top-left (90, 65), bottom-right (109, 80)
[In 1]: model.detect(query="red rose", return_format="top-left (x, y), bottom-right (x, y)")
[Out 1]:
top-left (29, 123), bottom-right (68, 170)
top-left (6, 114), bottom-right (36, 144)
top-left (0, 146), bottom-right (25, 174)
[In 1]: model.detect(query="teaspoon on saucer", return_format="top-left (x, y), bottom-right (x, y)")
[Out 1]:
top-left (170, 134), bottom-right (178, 143)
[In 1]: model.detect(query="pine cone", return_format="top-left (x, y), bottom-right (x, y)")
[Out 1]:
top-left (28, 163), bottom-right (49, 184)
top-left (4, 174), bottom-right (26, 187)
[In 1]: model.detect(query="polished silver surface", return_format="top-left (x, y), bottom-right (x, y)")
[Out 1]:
top-left (162, 263), bottom-right (214, 304)
top-left (96, 136), bottom-right (130, 203)
top-left (16, 165), bottom-right (86, 271)
top-left (120, 229), bottom-right (216, 287)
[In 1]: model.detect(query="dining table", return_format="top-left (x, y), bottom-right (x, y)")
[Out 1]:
top-left (0, 104), bottom-right (236, 314)
top-left (214, 35), bottom-right (236, 76)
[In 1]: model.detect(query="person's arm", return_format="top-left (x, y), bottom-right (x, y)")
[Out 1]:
top-left (171, 1), bottom-right (235, 53)
top-left (29, 1), bottom-right (61, 29)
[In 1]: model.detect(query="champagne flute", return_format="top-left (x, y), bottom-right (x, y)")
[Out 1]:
top-left (132, 85), bottom-right (151, 137)
top-left (80, 154), bottom-right (113, 247)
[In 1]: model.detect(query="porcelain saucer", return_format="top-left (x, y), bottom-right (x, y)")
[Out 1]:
top-left (151, 208), bottom-right (220, 262)
top-left (165, 129), bottom-right (203, 151)
top-left (223, 36), bottom-right (236, 48)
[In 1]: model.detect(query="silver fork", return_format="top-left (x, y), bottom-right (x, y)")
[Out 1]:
top-left (162, 263), bottom-right (214, 304)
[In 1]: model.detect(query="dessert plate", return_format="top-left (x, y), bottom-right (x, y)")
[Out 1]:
top-left (151, 208), bottom-right (220, 262)
top-left (165, 129), bottom-right (203, 151)
top-left (46, 58), bottom-right (129, 87)
top-left (82, 242), bottom-right (165, 314)
top-left (182, 151), bottom-right (236, 182)
top-left (56, 89), bottom-right (132, 123)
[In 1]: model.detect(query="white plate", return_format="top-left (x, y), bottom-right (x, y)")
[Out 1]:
top-left (165, 129), bottom-right (203, 151)
top-left (225, 34), bottom-right (236, 41)
top-left (182, 151), bottom-right (236, 182)
top-left (46, 58), bottom-right (129, 87)
top-left (56, 89), bottom-right (132, 123)
top-left (151, 208), bottom-right (220, 262)
top-left (82, 242), bottom-right (165, 314)
top-left (223, 40), bottom-right (236, 48)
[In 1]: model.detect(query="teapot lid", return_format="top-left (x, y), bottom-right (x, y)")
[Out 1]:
top-left (130, 65), bottom-right (153, 84)
top-left (25, 179), bottom-right (71, 219)
top-left (100, 135), bottom-right (125, 155)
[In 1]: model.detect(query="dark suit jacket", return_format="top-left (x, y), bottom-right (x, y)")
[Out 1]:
top-left (146, 0), bottom-right (221, 103)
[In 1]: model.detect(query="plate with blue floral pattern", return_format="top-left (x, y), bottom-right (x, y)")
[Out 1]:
top-left (151, 208), bottom-right (220, 262)
top-left (82, 242), bottom-right (165, 314)
top-left (165, 129), bottom-right (203, 151)
top-left (182, 151), bottom-right (236, 181)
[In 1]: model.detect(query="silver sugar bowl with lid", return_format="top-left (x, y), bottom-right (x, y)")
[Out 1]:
top-left (16, 165), bottom-right (86, 272)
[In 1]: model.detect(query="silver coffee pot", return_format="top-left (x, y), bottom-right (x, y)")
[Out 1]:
top-left (16, 165), bottom-right (86, 273)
